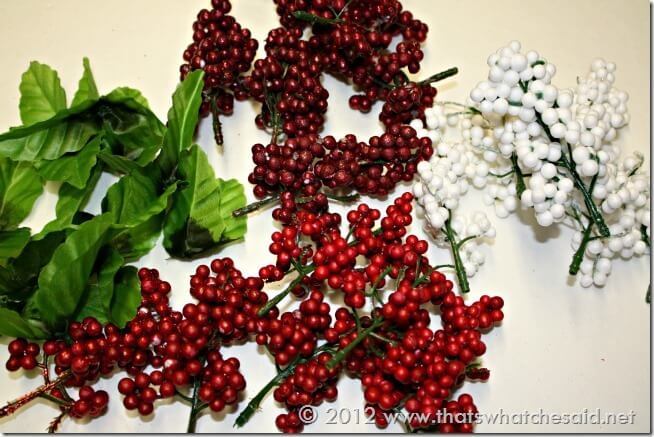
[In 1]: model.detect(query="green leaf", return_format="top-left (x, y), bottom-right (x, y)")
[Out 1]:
top-left (103, 166), bottom-right (176, 260)
top-left (0, 117), bottom-right (100, 162)
top-left (156, 70), bottom-right (204, 178)
top-left (110, 266), bottom-right (140, 327)
top-left (103, 167), bottom-right (176, 227)
top-left (0, 158), bottom-right (43, 230)
top-left (71, 58), bottom-right (100, 107)
top-left (75, 248), bottom-right (123, 324)
top-left (34, 166), bottom-right (102, 240)
top-left (34, 135), bottom-right (101, 188)
top-left (217, 178), bottom-right (247, 241)
top-left (0, 228), bottom-right (31, 266)
top-left (111, 213), bottom-right (164, 262)
top-left (98, 103), bottom-right (163, 166)
top-left (103, 87), bottom-right (151, 109)
top-left (98, 148), bottom-right (141, 175)
top-left (0, 231), bottom-right (66, 300)
top-left (163, 145), bottom-right (246, 258)
top-left (19, 61), bottom-right (67, 126)
top-left (33, 214), bottom-right (114, 330)
top-left (0, 307), bottom-right (48, 339)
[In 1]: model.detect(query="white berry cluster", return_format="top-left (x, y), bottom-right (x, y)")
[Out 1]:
top-left (574, 152), bottom-right (650, 287)
top-left (412, 41), bottom-right (650, 288)
top-left (411, 110), bottom-right (496, 280)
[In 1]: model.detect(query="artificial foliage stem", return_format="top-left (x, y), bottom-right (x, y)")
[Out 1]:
top-left (569, 222), bottom-right (594, 275)
top-left (559, 152), bottom-right (609, 238)
top-left (510, 152), bottom-right (526, 198)
top-left (232, 193), bottom-right (281, 218)
top-left (419, 67), bottom-right (459, 85)
top-left (534, 114), bottom-right (610, 238)
top-left (257, 265), bottom-right (316, 317)
top-left (326, 319), bottom-right (384, 370)
top-left (186, 370), bottom-right (207, 433)
top-left (443, 211), bottom-right (471, 294)
top-left (210, 95), bottom-right (224, 148)
top-left (292, 10), bottom-right (345, 25)
top-left (234, 343), bottom-right (335, 428)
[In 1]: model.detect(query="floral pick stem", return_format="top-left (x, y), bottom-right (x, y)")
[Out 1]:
top-left (234, 343), bottom-right (335, 428)
top-left (232, 193), bottom-right (281, 218)
top-left (419, 67), bottom-right (459, 85)
top-left (510, 152), bottom-right (526, 198)
top-left (257, 265), bottom-right (316, 317)
top-left (210, 95), bottom-right (224, 148)
top-left (292, 10), bottom-right (345, 25)
top-left (187, 357), bottom-right (209, 433)
top-left (444, 211), bottom-right (470, 294)
top-left (326, 319), bottom-right (384, 370)
top-left (0, 370), bottom-right (71, 418)
top-left (569, 222), bottom-right (594, 275)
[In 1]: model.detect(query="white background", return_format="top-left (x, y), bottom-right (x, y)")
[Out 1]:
top-left (0, 0), bottom-right (650, 433)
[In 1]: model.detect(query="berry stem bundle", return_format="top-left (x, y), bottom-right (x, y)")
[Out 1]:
top-left (569, 222), bottom-right (594, 275)
top-left (443, 212), bottom-right (471, 294)
top-left (234, 343), bottom-right (335, 428)
top-left (186, 375), bottom-right (206, 433)
top-left (326, 318), bottom-right (384, 370)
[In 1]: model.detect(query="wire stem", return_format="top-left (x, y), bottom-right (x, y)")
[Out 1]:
top-left (444, 211), bottom-right (470, 294)
top-left (569, 222), bottom-right (593, 275)
top-left (418, 67), bottom-right (459, 85)
top-left (0, 371), bottom-right (71, 418)
top-left (232, 194), bottom-right (281, 218)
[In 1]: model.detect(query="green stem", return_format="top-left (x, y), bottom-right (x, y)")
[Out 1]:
top-left (444, 211), bottom-right (470, 294)
top-left (326, 319), bottom-right (384, 370)
top-left (38, 393), bottom-right (69, 407)
top-left (419, 67), bottom-right (459, 85)
top-left (366, 265), bottom-right (392, 304)
top-left (640, 224), bottom-right (650, 248)
top-left (510, 152), bottom-right (526, 198)
top-left (257, 266), bottom-right (315, 317)
top-left (187, 375), bottom-right (206, 433)
top-left (438, 101), bottom-right (481, 115)
top-left (325, 192), bottom-right (360, 203)
top-left (209, 95), bottom-right (224, 148)
top-left (457, 235), bottom-right (479, 250)
top-left (292, 10), bottom-right (344, 25)
top-left (232, 193), bottom-right (281, 218)
top-left (234, 343), bottom-right (335, 428)
top-left (532, 117), bottom-right (610, 238)
top-left (490, 169), bottom-right (514, 178)
top-left (569, 223), bottom-right (593, 275)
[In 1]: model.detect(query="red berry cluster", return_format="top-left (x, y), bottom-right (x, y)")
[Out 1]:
top-left (197, 351), bottom-right (246, 412)
top-left (67, 386), bottom-right (110, 419)
top-left (180, 0), bottom-right (258, 116)
top-left (273, 352), bottom-right (339, 432)
top-left (380, 81), bottom-right (438, 127)
top-left (271, 0), bottom-right (433, 123)
top-left (248, 125), bottom-right (433, 200)
top-left (235, 193), bottom-right (504, 432)
top-left (5, 339), bottom-right (40, 371)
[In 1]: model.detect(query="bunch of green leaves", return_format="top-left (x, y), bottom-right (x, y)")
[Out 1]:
top-left (0, 60), bottom-right (247, 339)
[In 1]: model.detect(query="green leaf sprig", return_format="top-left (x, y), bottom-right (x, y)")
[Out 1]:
top-left (0, 60), bottom-right (247, 338)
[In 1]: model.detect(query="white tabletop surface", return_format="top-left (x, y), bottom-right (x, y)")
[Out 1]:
top-left (0, 0), bottom-right (650, 433)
